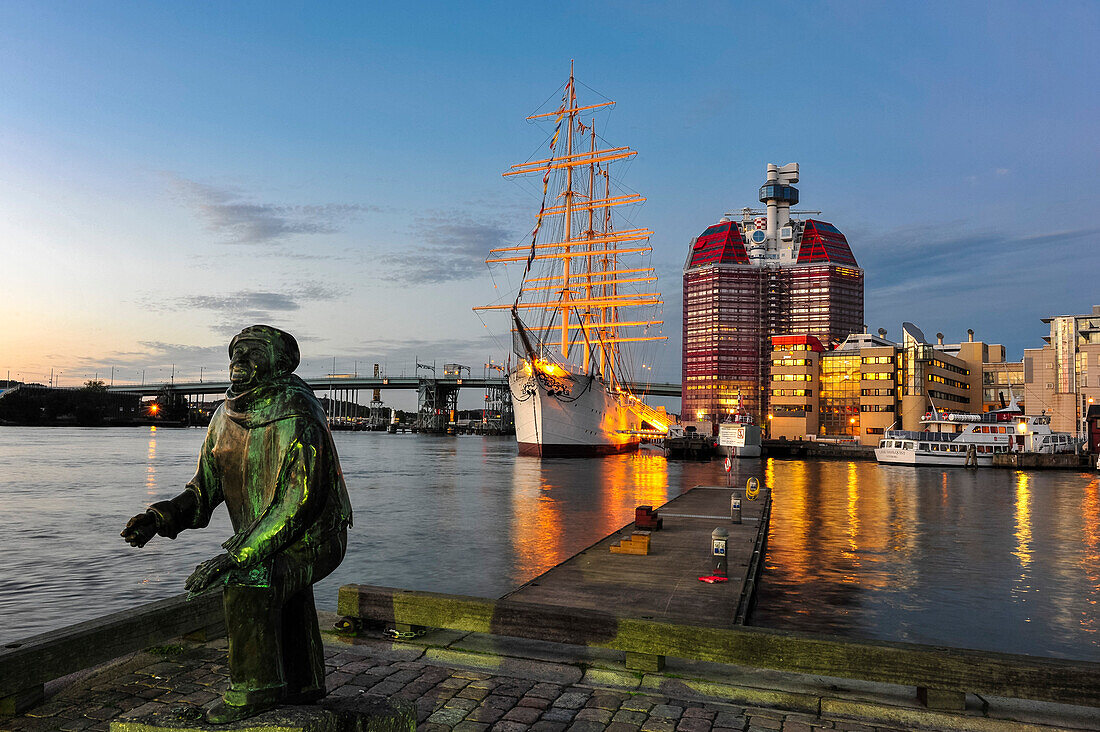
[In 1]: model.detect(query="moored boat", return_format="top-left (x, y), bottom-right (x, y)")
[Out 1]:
top-left (716, 411), bottom-right (762, 459)
top-left (875, 403), bottom-right (1077, 467)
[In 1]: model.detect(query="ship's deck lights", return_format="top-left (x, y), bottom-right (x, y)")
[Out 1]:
top-left (535, 360), bottom-right (564, 377)
top-left (1017, 422), bottom-right (1028, 434)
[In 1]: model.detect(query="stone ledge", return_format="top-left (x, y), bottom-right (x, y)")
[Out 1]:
top-left (109, 695), bottom-right (415, 732)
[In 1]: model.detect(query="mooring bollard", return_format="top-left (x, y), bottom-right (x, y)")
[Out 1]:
top-left (712, 526), bottom-right (729, 577)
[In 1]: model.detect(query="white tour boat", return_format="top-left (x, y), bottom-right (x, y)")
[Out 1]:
top-left (875, 404), bottom-right (1077, 467)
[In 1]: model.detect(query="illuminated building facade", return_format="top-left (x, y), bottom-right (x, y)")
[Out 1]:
top-left (682, 163), bottom-right (863, 428)
top-left (769, 325), bottom-right (993, 446)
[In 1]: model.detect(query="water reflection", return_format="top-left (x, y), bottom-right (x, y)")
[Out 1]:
top-left (2, 428), bottom-right (1098, 661)
top-left (144, 426), bottom-right (158, 496)
top-left (508, 451), bottom-right (671, 579)
top-left (1081, 478), bottom-right (1099, 635)
top-left (1014, 472), bottom-right (1033, 578)
top-left (756, 461), bottom-right (1099, 659)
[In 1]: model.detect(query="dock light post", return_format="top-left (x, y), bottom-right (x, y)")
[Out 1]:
top-left (711, 527), bottom-right (729, 578)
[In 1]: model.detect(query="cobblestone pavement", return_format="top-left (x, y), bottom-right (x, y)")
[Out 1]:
top-left (1, 634), bottom-right (1089, 732)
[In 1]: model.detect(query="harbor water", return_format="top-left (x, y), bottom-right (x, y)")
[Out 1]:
top-left (0, 426), bottom-right (1096, 661)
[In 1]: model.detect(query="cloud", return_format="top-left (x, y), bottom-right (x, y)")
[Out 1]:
top-left (380, 215), bottom-right (516, 284)
top-left (149, 283), bottom-right (339, 315)
top-left (862, 224), bottom-right (1099, 291)
top-left (686, 89), bottom-right (735, 125)
top-left (165, 175), bottom-right (372, 245)
top-left (334, 334), bottom-right (506, 371)
top-left (860, 224), bottom-right (1100, 352)
top-left (135, 283), bottom-right (345, 341)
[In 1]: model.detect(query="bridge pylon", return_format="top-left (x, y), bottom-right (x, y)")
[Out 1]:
top-left (417, 379), bottom-right (459, 433)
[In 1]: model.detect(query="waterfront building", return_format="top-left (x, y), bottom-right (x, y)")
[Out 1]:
top-left (1022, 304), bottom-right (1100, 435)
top-left (682, 163), bottom-right (863, 431)
top-left (982, 349), bottom-right (1024, 413)
top-left (769, 325), bottom-right (993, 446)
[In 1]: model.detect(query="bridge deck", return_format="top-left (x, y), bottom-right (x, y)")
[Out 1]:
top-left (106, 376), bottom-right (681, 397)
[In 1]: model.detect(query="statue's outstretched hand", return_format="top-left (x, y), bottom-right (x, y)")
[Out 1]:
top-left (185, 554), bottom-right (234, 597)
top-left (121, 512), bottom-right (158, 548)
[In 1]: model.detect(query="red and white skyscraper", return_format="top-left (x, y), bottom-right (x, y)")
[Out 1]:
top-left (682, 163), bottom-right (864, 427)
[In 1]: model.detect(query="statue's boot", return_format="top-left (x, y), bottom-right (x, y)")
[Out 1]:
top-left (284, 686), bottom-right (326, 705)
top-left (204, 698), bottom-right (277, 725)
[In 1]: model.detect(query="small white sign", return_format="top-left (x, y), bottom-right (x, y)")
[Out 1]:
top-left (719, 424), bottom-right (746, 448)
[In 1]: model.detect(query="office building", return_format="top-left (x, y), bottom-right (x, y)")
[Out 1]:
top-left (682, 163), bottom-right (863, 430)
top-left (1023, 305), bottom-right (1100, 435)
top-left (769, 325), bottom-right (993, 446)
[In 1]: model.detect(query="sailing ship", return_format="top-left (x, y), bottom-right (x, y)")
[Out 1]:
top-left (474, 65), bottom-right (667, 456)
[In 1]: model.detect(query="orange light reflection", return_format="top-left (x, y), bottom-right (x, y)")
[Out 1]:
top-left (1014, 472), bottom-right (1033, 576)
top-left (509, 452), bottom-right (670, 581)
top-left (1080, 478), bottom-right (1099, 632)
top-left (846, 461), bottom-right (860, 555)
top-left (144, 426), bottom-right (158, 496)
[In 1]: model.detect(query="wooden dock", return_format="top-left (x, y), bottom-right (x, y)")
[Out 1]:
top-left (504, 484), bottom-right (771, 629)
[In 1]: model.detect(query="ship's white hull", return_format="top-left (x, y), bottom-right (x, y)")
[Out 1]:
top-left (874, 446), bottom-right (994, 467)
top-left (509, 368), bottom-right (641, 457)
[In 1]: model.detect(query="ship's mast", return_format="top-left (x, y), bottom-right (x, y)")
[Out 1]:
top-left (602, 164), bottom-right (616, 383)
top-left (582, 118), bottom-right (598, 374)
top-left (559, 63), bottom-right (575, 359)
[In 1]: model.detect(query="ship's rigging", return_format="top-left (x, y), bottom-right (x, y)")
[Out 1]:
top-left (473, 63), bottom-right (666, 393)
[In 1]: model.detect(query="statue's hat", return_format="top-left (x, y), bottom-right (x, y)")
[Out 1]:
top-left (229, 325), bottom-right (300, 374)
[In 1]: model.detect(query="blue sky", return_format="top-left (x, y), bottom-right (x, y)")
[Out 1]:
top-left (1, 1), bottom-right (1097, 406)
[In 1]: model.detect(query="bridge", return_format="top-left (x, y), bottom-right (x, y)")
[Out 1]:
top-left (105, 376), bottom-right (682, 398)
top-left (105, 375), bottom-right (681, 433)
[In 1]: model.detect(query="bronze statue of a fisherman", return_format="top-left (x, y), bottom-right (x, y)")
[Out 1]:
top-left (122, 325), bottom-right (353, 724)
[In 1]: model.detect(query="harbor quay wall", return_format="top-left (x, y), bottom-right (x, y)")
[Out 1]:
top-left (762, 440), bottom-right (876, 460)
top-left (4, 588), bottom-right (1100, 732)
